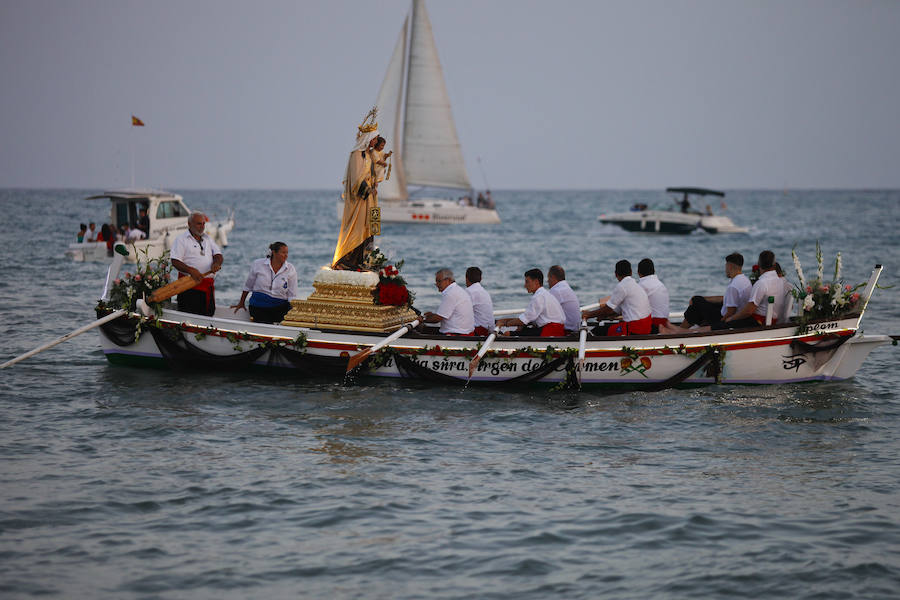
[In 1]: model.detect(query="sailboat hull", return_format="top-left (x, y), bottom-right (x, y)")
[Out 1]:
top-left (336, 199), bottom-right (501, 224)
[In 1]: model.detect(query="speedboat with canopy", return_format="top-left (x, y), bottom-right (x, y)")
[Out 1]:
top-left (599, 187), bottom-right (748, 234)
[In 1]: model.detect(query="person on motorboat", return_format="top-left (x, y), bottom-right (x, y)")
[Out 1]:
top-left (96, 223), bottom-right (115, 256)
top-left (724, 250), bottom-right (784, 328)
top-left (86, 222), bottom-right (97, 242)
top-left (231, 242), bottom-right (298, 324)
top-left (76, 223), bottom-right (87, 243)
top-left (464, 266), bottom-right (494, 336)
top-left (137, 207), bottom-right (150, 237)
top-left (170, 211), bottom-right (224, 316)
top-left (636, 258), bottom-right (670, 333)
top-left (547, 265), bottom-right (581, 334)
top-left (496, 269), bottom-right (565, 337)
top-left (421, 268), bottom-right (475, 335)
top-left (582, 260), bottom-right (651, 336)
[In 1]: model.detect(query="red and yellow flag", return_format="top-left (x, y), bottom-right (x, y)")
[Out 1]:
top-left (131, 115), bottom-right (145, 127)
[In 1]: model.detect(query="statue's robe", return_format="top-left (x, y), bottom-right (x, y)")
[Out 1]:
top-left (333, 149), bottom-right (377, 269)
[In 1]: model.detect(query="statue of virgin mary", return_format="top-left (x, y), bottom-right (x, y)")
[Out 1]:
top-left (333, 110), bottom-right (381, 270)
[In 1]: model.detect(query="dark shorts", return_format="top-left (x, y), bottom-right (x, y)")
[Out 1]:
top-left (177, 288), bottom-right (215, 316)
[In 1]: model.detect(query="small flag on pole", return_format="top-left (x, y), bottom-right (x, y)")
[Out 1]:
top-left (131, 115), bottom-right (145, 127)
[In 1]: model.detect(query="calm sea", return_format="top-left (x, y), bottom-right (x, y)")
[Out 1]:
top-left (1, 189), bottom-right (899, 599)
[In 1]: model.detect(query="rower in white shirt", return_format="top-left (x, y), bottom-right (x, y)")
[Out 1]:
top-left (547, 265), bottom-right (581, 333)
top-left (465, 266), bottom-right (495, 336)
top-left (422, 268), bottom-right (475, 335)
top-left (725, 250), bottom-right (784, 327)
top-left (582, 259), bottom-right (651, 336)
top-left (496, 269), bottom-right (566, 337)
top-left (636, 258), bottom-right (670, 333)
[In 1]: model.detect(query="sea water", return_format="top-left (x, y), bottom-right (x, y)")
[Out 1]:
top-left (1, 189), bottom-right (899, 598)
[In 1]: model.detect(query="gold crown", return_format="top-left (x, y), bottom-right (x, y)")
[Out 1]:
top-left (358, 107), bottom-right (378, 134)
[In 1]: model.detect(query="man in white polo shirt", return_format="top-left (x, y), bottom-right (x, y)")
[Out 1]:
top-left (725, 250), bottom-right (784, 328)
top-left (170, 211), bottom-right (224, 316)
top-left (582, 259), bottom-right (651, 336)
top-left (547, 264), bottom-right (581, 333)
top-left (636, 258), bottom-right (670, 333)
top-left (496, 268), bottom-right (566, 337)
top-left (422, 268), bottom-right (475, 335)
top-left (465, 266), bottom-right (495, 336)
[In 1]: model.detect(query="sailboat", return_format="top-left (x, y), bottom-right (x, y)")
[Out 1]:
top-left (337, 0), bottom-right (500, 225)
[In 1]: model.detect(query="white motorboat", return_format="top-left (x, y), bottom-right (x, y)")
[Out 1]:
top-left (599, 187), bottom-right (747, 234)
top-left (335, 0), bottom-right (500, 225)
top-left (65, 189), bottom-right (235, 263)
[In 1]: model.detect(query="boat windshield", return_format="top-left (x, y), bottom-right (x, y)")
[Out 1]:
top-left (156, 200), bottom-right (190, 219)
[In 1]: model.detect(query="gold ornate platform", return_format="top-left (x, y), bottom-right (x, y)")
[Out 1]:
top-left (280, 268), bottom-right (418, 332)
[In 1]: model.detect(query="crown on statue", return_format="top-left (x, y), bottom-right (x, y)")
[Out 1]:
top-left (358, 106), bottom-right (378, 134)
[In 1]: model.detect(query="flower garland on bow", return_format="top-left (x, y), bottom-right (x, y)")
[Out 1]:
top-left (790, 242), bottom-right (863, 324)
top-left (105, 248), bottom-right (172, 316)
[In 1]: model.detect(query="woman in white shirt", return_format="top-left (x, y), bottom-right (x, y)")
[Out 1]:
top-left (231, 242), bottom-right (299, 323)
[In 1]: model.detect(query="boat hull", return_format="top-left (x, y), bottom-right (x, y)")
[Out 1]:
top-left (97, 307), bottom-right (886, 390)
top-left (598, 210), bottom-right (701, 234)
top-left (599, 210), bottom-right (748, 234)
top-left (337, 199), bottom-right (501, 225)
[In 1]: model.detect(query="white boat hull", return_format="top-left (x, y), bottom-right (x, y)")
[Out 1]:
top-left (599, 210), bottom-right (747, 234)
top-left (97, 305), bottom-right (886, 389)
top-left (337, 199), bottom-right (500, 225)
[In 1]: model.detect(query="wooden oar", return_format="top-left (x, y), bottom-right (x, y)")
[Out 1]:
top-left (0, 309), bottom-right (127, 369)
top-left (148, 271), bottom-right (212, 303)
top-left (346, 319), bottom-right (420, 373)
top-left (577, 319), bottom-right (588, 386)
top-left (468, 326), bottom-right (500, 378)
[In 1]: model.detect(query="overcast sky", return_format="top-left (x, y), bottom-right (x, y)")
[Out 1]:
top-left (1, 0), bottom-right (898, 190)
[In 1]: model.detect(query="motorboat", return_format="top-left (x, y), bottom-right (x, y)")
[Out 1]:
top-left (599, 187), bottom-right (748, 234)
top-left (65, 189), bottom-right (234, 263)
top-left (335, 0), bottom-right (500, 225)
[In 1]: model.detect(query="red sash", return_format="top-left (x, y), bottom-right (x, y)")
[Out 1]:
top-left (751, 313), bottom-right (767, 325)
top-left (474, 326), bottom-right (491, 336)
top-left (178, 274), bottom-right (215, 293)
top-left (540, 323), bottom-right (566, 337)
top-left (651, 317), bottom-right (669, 327)
top-left (607, 315), bottom-right (652, 336)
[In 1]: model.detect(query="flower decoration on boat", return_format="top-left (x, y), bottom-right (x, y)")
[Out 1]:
top-left (366, 250), bottom-right (415, 308)
top-left (362, 247), bottom-right (389, 271)
top-left (749, 264), bottom-right (761, 284)
top-left (619, 355), bottom-right (652, 377)
top-left (790, 242), bottom-right (864, 324)
top-left (105, 248), bottom-right (171, 316)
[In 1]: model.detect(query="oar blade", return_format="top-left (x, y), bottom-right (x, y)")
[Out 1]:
top-left (346, 348), bottom-right (373, 373)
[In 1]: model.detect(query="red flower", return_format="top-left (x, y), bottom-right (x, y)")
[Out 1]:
top-left (377, 282), bottom-right (409, 306)
top-left (752, 264), bottom-right (760, 272)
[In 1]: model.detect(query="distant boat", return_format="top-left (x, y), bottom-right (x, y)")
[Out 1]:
top-left (65, 189), bottom-right (234, 263)
top-left (598, 187), bottom-right (748, 234)
top-left (337, 0), bottom-right (500, 225)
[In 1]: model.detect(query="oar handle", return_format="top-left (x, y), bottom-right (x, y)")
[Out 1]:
top-left (0, 309), bottom-right (127, 369)
top-left (346, 319), bottom-right (420, 372)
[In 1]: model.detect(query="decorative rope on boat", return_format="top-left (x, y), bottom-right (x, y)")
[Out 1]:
top-left (645, 346), bottom-right (723, 392)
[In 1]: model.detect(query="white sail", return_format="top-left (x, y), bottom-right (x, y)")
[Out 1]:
top-left (401, 0), bottom-right (472, 190)
top-left (374, 17), bottom-right (408, 201)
